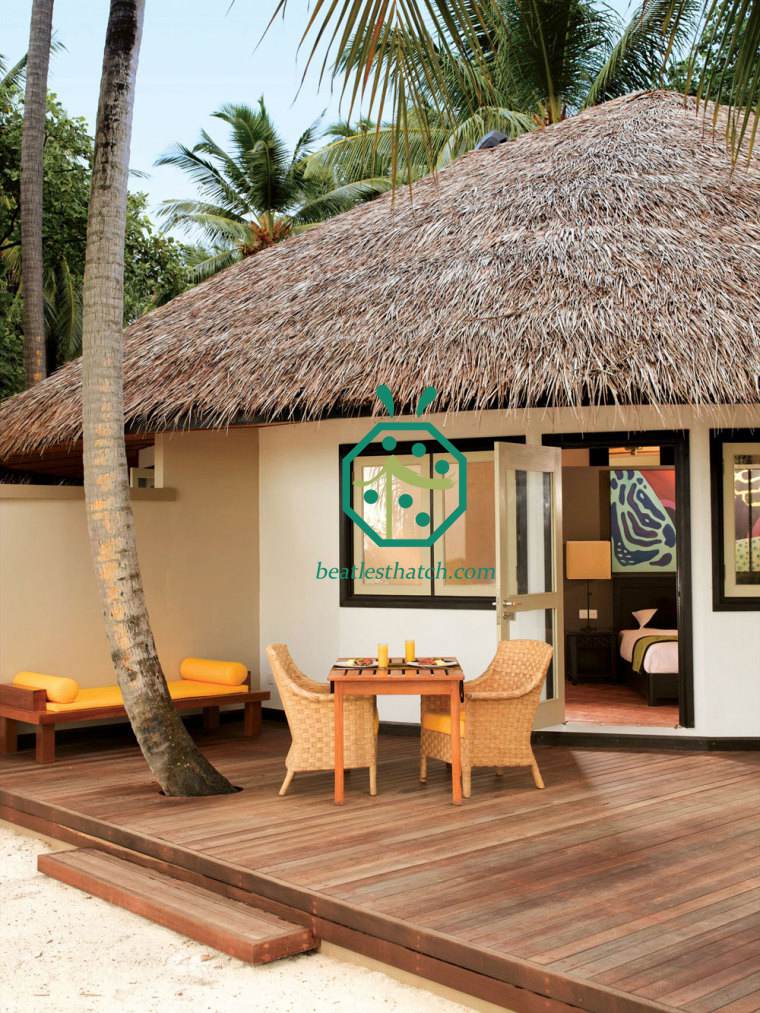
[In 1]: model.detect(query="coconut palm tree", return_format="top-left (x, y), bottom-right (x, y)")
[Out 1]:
top-left (20, 0), bottom-right (54, 387)
top-left (80, 0), bottom-right (234, 796)
top-left (157, 100), bottom-right (391, 281)
top-left (308, 0), bottom-right (703, 175)
top-left (276, 0), bottom-right (759, 164)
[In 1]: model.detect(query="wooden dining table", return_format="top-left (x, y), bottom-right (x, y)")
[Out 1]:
top-left (328, 658), bottom-right (465, 805)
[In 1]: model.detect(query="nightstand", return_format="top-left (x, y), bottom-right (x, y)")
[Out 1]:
top-left (566, 630), bottom-right (618, 684)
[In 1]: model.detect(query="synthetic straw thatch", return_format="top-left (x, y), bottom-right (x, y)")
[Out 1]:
top-left (1, 90), bottom-right (758, 458)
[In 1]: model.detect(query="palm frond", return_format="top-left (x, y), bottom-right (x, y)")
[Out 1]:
top-left (157, 202), bottom-right (254, 245)
top-left (0, 53), bottom-right (27, 105)
top-left (185, 245), bottom-right (240, 283)
top-left (586, 0), bottom-right (702, 108)
top-left (294, 176), bottom-right (393, 223)
top-left (155, 143), bottom-right (251, 216)
top-left (435, 106), bottom-right (535, 165)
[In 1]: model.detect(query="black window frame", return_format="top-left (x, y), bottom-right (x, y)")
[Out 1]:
top-left (338, 435), bottom-right (523, 610)
top-left (710, 428), bottom-right (760, 612)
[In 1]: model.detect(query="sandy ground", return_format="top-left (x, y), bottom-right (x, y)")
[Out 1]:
top-left (0, 822), bottom-right (473, 1013)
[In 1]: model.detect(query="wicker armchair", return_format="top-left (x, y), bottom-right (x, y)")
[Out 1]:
top-left (266, 644), bottom-right (378, 797)
top-left (420, 640), bottom-right (553, 797)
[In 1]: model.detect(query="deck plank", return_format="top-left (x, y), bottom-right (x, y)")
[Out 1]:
top-left (1, 724), bottom-right (758, 1012)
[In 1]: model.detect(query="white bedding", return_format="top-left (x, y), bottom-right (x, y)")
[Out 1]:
top-left (619, 628), bottom-right (678, 674)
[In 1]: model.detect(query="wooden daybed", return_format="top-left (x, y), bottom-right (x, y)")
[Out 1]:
top-left (0, 658), bottom-right (269, 763)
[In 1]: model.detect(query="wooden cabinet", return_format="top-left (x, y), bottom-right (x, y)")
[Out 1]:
top-left (566, 630), bottom-right (618, 684)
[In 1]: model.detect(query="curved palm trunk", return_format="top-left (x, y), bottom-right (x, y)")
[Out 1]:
top-left (20, 0), bottom-right (53, 387)
top-left (81, 0), bottom-right (234, 796)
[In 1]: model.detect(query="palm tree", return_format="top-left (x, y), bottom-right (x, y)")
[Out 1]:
top-left (309, 0), bottom-right (702, 175)
top-left (80, 0), bottom-right (234, 796)
top-left (274, 0), bottom-right (759, 163)
top-left (20, 0), bottom-right (54, 387)
top-left (157, 100), bottom-right (391, 281)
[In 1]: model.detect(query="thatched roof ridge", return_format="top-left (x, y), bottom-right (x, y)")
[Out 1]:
top-left (1, 90), bottom-right (758, 457)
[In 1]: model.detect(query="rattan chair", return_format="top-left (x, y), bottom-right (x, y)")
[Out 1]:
top-left (420, 640), bottom-right (553, 797)
top-left (266, 644), bottom-right (378, 797)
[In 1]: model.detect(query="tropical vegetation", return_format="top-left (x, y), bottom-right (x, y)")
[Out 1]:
top-left (308, 0), bottom-right (705, 178)
top-left (0, 62), bottom-right (193, 399)
top-left (278, 0), bottom-right (760, 170)
top-left (157, 99), bottom-right (391, 281)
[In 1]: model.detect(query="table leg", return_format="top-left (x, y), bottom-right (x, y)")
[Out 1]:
top-left (334, 684), bottom-right (345, 805)
top-left (449, 685), bottom-right (462, 805)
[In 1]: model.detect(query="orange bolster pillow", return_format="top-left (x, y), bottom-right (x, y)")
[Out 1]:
top-left (13, 671), bottom-right (80, 704)
top-left (179, 657), bottom-right (248, 687)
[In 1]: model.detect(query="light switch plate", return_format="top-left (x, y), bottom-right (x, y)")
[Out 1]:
top-left (590, 609), bottom-right (598, 619)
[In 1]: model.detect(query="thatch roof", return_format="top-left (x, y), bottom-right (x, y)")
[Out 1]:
top-left (1, 90), bottom-right (758, 458)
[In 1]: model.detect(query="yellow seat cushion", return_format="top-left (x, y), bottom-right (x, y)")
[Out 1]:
top-left (179, 657), bottom-right (248, 686)
top-left (14, 671), bottom-right (80, 704)
top-left (168, 679), bottom-right (246, 700)
top-left (421, 711), bottom-right (466, 736)
top-left (45, 679), bottom-right (247, 713)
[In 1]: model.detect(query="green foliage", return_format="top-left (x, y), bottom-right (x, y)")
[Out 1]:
top-left (279, 0), bottom-right (758, 168)
top-left (157, 98), bottom-right (391, 281)
top-left (669, 5), bottom-right (757, 104)
top-left (0, 66), bottom-right (195, 400)
top-left (307, 0), bottom-right (703, 178)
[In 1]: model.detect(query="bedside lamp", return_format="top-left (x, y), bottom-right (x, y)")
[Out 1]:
top-left (565, 541), bottom-right (612, 631)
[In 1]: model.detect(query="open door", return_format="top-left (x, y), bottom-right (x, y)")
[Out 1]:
top-left (495, 442), bottom-right (564, 727)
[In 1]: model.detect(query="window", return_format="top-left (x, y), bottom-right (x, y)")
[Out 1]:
top-left (710, 431), bottom-right (760, 610)
top-left (340, 438), bottom-right (509, 608)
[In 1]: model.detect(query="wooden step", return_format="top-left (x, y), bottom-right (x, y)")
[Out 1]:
top-left (38, 849), bottom-right (317, 964)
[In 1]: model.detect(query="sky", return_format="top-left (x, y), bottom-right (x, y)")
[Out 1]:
top-left (5, 0), bottom-right (636, 225)
top-left (4, 0), bottom-right (347, 221)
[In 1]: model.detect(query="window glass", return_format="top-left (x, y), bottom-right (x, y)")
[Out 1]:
top-left (434, 453), bottom-right (496, 596)
top-left (726, 447), bottom-right (760, 589)
top-left (349, 447), bottom-right (497, 599)
top-left (503, 468), bottom-right (554, 596)
top-left (352, 455), bottom-right (430, 594)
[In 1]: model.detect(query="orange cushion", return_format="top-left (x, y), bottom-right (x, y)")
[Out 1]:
top-left (14, 671), bottom-right (80, 704)
top-left (421, 711), bottom-right (466, 736)
top-left (179, 657), bottom-right (248, 686)
top-left (45, 679), bottom-right (247, 713)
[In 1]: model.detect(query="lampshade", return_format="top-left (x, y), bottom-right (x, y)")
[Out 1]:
top-left (565, 540), bottom-right (612, 581)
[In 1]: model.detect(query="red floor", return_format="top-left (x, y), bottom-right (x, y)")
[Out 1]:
top-left (565, 680), bottom-right (680, 727)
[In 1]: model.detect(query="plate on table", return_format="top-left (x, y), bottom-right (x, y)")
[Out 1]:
top-left (334, 657), bottom-right (375, 669)
top-left (407, 657), bottom-right (457, 668)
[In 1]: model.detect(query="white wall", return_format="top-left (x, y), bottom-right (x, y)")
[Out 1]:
top-left (259, 406), bottom-right (760, 737)
top-left (0, 429), bottom-right (260, 691)
top-left (2, 407), bottom-right (758, 739)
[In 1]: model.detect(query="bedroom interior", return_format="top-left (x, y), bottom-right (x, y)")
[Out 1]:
top-left (559, 442), bottom-right (681, 728)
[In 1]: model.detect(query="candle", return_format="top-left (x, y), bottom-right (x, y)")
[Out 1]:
top-left (405, 639), bottom-right (416, 663)
top-left (377, 644), bottom-right (389, 669)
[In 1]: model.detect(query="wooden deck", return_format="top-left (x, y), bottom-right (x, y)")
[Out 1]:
top-left (1, 722), bottom-right (759, 1012)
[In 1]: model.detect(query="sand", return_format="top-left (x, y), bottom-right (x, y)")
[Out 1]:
top-left (0, 822), bottom-right (473, 1013)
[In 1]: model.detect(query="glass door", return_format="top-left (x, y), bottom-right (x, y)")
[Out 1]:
top-left (494, 442), bottom-right (564, 727)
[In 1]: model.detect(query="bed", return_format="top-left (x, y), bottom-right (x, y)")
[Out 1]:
top-left (613, 576), bottom-right (680, 706)
top-left (618, 626), bottom-right (679, 705)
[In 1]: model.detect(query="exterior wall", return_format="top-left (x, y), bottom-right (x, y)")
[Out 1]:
top-left (2, 407), bottom-right (758, 740)
top-left (0, 429), bottom-right (260, 695)
top-left (260, 406), bottom-right (760, 737)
